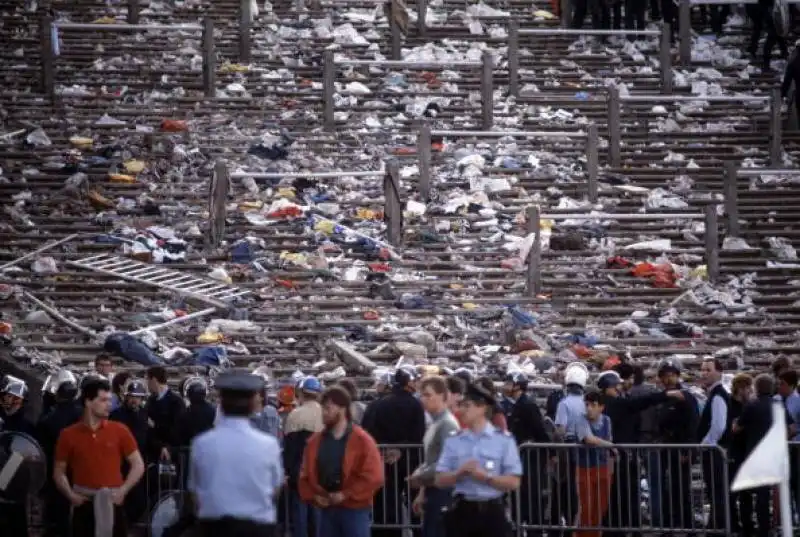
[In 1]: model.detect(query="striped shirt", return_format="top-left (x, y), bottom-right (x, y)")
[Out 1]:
top-left (250, 405), bottom-right (281, 439)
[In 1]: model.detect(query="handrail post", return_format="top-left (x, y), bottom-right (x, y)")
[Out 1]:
top-left (705, 204), bottom-right (720, 283)
top-left (41, 15), bottom-right (55, 102)
top-left (128, 0), bottom-right (140, 24)
top-left (323, 50), bottom-right (335, 131)
top-left (679, 0), bottom-right (691, 66)
top-left (723, 161), bottom-right (740, 237)
top-left (526, 206), bottom-right (542, 296)
top-left (417, 123), bottom-right (432, 202)
top-left (770, 87), bottom-right (783, 166)
top-left (607, 85), bottom-right (621, 167)
top-left (384, 160), bottom-right (403, 246)
top-left (586, 123), bottom-right (599, 203)
top-left (660, 23), bottom-right (673, 94)
top-left (508, 21), bottom-right (520, 98)
top-left (202, 17), bottom-right (216, 98)
top-left (239, 0), bottom-right (252, 63)
top-left (480, 51), bottom-right (494, 129)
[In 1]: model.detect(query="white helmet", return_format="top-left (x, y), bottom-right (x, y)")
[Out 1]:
top-left (564, 362), bottom-right (589, 388)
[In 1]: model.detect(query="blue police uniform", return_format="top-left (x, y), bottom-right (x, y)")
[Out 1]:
top-left (551, 387), bottom-right (585, 537)
top-left (187, 370), bottom-right (283, 537)
top-left (436, 422), bottom-right (522, 500)
top-left (435, 384), bottom-right (521, 537)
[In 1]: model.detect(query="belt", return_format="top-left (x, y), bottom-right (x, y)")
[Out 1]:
top-left (454, 495), bottom-right (504, 506)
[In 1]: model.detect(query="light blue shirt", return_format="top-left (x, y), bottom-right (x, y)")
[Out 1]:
top-left (777, 392), bottom-right (800, 440)
top-left (702, 382), bottom-right (728, 445)
top-left (111, 393), bottom-right (121, 412)
top-left (250, 405), bottom-right (281, 440)
top-left (555, 392), bottom-right (586, 441)
top-left (188, 416), bottom-right (284, 524)
top-left (436, 422), bottom-right (522, 500)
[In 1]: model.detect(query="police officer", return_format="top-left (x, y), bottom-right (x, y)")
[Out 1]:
top-left (36, 378), bottom-right (81, 537)
top-left (502, 372), bottom-right (549, 531)
top-left (551, 363), bottom-right (588, 537)
top-left (0, 376), bottom-right (34, 436)
top-left (653, 358), bottom-right (698, 532)
top-left (435, 383), bottom-right (522, 537)
top-left (188, 369), bottom-right (283, 537)
top-left (110, 379), bottom-right (150, 524)
top-left (178, 376), bottom-right (216, 447)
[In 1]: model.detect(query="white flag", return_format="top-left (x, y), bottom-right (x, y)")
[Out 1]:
top-left (731, 402), bottom-right (789, 492)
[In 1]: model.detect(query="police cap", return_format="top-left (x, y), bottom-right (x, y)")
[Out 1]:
top-left (463, 383), bottom-right (496, 406)
top-left (214, 369), bottom-right (265, 394)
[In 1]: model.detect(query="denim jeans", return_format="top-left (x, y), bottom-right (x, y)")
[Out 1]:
top-left (318, 507), bottom-right (371, 537)
top-left (289, 487), bottom-right (320, 537)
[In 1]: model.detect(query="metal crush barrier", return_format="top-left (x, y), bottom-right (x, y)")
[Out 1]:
top-left (133, 442), bottom-right (743, 536)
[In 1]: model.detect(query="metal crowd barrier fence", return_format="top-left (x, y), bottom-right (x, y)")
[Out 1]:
top-left (136, 442), bottom-right (744, 536)
top-left (39, 17), bottom-right (216, 102)
top-left (322, 51), bottom-right (495, 131)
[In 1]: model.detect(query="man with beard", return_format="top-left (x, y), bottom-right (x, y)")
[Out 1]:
top-left (362, 368), bottom-right (426, 537)
top-left (110, 379), bottom-right (150, 525)
top-left (37, 379), bottom-right (82, 537)
top-left (53, 378), bottom-right (145, 537)
top-left (299, 386), bottom-right (384, 537)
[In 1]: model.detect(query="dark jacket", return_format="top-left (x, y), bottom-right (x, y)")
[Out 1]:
top-left (362, 388), bottom-right (426, 477)
top-left (36, 401), bottom-right (82, 468)
top-left (604, 390), bottom-right (670, 444)
top-left (545, 389), bottom-right (565, 421)
top-left (110, 404), bottom-right (149, 452)
top-left (736, 395), bottom-right (793, 457)
top-left (728, 398), bottom-right (748, 465)
top-left (145, 389), bottom-right (185, 460)
top-left (176, 401), bottom-right (215, 447)
top-left (507, 393), bottom-right (550, 445)
top-left (0, 407), bottom-right (36, 436)
top-left (654, 383), bottom-right (698, 444)
top-left (697, 383), bottom-right (732, 447)
top-left (283, 429), bottom-right (315, 488)
top-left (628, 382), bottom-right (661, 443)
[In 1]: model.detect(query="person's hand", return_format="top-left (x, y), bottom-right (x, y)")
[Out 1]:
top-left (457, 459), bottom-right (480, 476)
top-left (610, 448), bottom-right (619, 459)
top-left (160, 448), bottom-right (171, 461)
top-left (110, 488), bottom-right (126, 506)
top-left (147, 418), bottom-right (155, 428)
top-left (314, 495), bottom-right (330, 507)
top-left (328, 492), bottom-right (345, 505)
top-left (412, 492), bottom-right (424, 516)
top-left (406, 473), bottom-right (422, 489)
top-left (384, 449), bottom-right (402, 465)
top-left (69, 492), bottom-right (88, 507)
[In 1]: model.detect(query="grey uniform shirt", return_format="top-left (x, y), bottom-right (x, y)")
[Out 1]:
top-left (414, 409), bottom-right (460, 487)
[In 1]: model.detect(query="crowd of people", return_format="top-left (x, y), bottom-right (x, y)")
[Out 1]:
top-left (0, 354), bottom-right (798, 537)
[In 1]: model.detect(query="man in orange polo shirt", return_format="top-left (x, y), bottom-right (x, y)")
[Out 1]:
top-left (53, 378), bottom-right (145, 537)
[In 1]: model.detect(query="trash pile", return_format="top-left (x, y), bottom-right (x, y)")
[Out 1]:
top-left (0, 0), bottom-right (799, 391)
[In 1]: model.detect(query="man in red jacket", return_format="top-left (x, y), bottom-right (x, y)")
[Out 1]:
top-left (299, 386), bottom-right (384, 537)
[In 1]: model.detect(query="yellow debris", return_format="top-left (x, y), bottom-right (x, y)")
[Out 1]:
top-left (197, 332), bottom-right (225, 344)
top-left (69, 136), bottom-right (93, 149)
top-left (314, 220), bottom-right (335, 234)
top-left (277, 187), bottom-right (296, 199)
top-left (220, 62), bottom-right (250, 73)
top-left (239, 201), bottom-right (263, 211)
top-left (108, 173), bottom-right (136, 184)
top-left (123, 160), bottom-right (146, 174)
top-left (461, 302), bottom-right (478, 310)
top-left (93, 16), bottom-right (117, 23)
